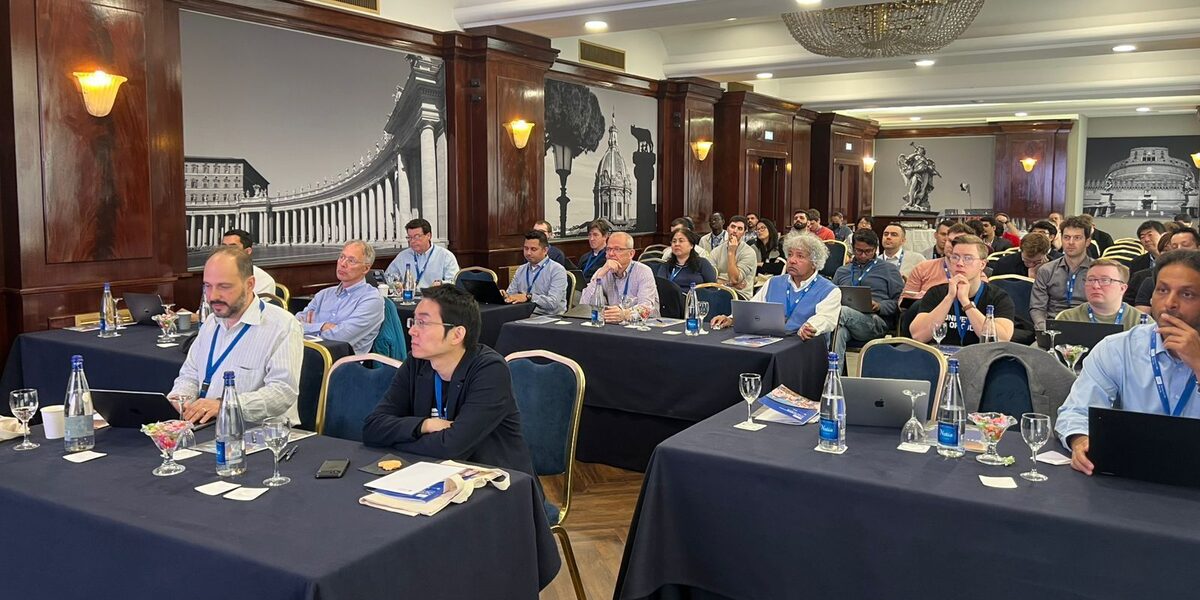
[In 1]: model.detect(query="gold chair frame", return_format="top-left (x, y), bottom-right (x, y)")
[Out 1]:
top-left (454, 266), bottom-right (499, 285)
top-left (319, 352), bottom-right (403, 434)
top-left (858, 336), bottom-right (949, 419)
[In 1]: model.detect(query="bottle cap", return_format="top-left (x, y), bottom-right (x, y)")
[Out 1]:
top-left (71, 354), bottom-right (83, 367)
top-left (986, 304), bottom-right (995, 314)
top-left (948, 357), bottom-right (959, 372)
top-left (223, 370), bottom-right (236, 384)
top-left (827, 352), bottom-right (840, 364)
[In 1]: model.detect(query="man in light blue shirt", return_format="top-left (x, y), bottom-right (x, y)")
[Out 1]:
top-left (504, 230), bottom-right (568, 315)
top-left (297, 240), bottom-right (385, 354)
top-left (1057, 250), bottom-right (1200, 475)
top-left (385, 218), bottom-right (460, 288)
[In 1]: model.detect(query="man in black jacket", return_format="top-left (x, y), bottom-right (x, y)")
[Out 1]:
top-left (362, 285), bottom-right (536, 477)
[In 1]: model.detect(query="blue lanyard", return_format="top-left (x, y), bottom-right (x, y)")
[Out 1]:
top-left (617, 270), bottom-right (633, 299)
top-left (887, 249), bottom-right (904, 267)
top-left (1065, 267), bottom-right (1082, 304)
top-left (1150, 331), bottom-right (1195, 417)
top-left (1088, 304), bottom-right (1125, 324)
top-left (669, 265), bottom-right (684, 282)
top-left (525, 262), bottom-right (545, 291)
top-left (199, 300), bottom-right (263, 397)
top-left (413, 247), bottom-right (434, 284)
top-left (433, 375), bottom-right (446, 419)
top-left (942, 260), bottom-right (952, 281)
top-left (710, 232), bottom-right (724, 250)
top-left (851, 259), bottom-right (878, 286)
top-left (952, 284), bottom-right (987, 343)
top-left (784, 280), bottom-right (813, 319)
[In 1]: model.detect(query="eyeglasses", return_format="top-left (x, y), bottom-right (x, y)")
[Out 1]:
top-left (852, 247), bottom-right (877, 256)
top-left (405, 234), bottom-right (427, 242)
top-left (946, 254), bottom-right (979, 265)
top-left (605, 246), bottom-right (633, 253)
top-left (406, 317), bottom-right (459, 330)
top-left (1084, 277), bottom-right (1125, 287)
top-left (337, 255), bottom-right (365, 266)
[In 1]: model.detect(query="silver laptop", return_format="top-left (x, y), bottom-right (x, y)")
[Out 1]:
top-left (731, 300), bottom-right (792, 336)
top-left (842, 377), bottom-right (931, 427)
top-left (838, 286), bottom-right (873, 313)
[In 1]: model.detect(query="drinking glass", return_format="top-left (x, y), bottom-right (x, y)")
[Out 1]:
top-left (8, 388), bottom-right (39, 451)
top-left (1044, 329), bottom-right (1061, 355)
top-left (932, 322), bottom-right (947, 347)
top-left (1055, 344), bottom-right (1088, 374)
top-left (141, 420), bottom-right (191, 476)
top-left (262, 416), bottom-right (292, 487)
top-left (738, 373), bottom-right (762, 428)
top-left (968, 412), bottom-right (1018, 465)
top-left (1020, 412), bottom-right (1051, 482)
top-left (634, 306), bottom-right (651, 332)
top-left (697, 301), bottom-right (711, 334)
top-left (900, 390), bottom-right (927, 446)
top-left (620, 296), bottom-right (636, 327)
top-left (171, 393), bottom-right (195, 418)
top-left (152, 314), bottom-right (174, 344)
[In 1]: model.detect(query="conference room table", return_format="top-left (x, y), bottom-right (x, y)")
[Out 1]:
top-left (0, 425), bottom-right (560, 600)
top-left (614, 404), bottom-right (1200, 600)
top-left (494, 318), bottom-right (828, 471)
top-left (391, 298), bottom-right (535, 351)
top-left (0, 325), bottom-right (352, 419)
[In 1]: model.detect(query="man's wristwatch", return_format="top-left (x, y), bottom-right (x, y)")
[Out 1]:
top-left (962, 302), bottom-right (976, 312)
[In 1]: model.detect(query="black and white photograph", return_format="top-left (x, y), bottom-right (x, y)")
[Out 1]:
top-left (543, 78), bottom-right (658, 238)
top-left (181, 12), bottom-right (448, 269)
top-left (1082, 136), bottom-right (1200, 218)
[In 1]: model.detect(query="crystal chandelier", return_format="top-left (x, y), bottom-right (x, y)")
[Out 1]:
top-left (782, 0), bottom-right (986, 59)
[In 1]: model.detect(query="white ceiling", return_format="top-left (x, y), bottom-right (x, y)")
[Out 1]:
top-left (453, 0), bottom-right (1200, 127)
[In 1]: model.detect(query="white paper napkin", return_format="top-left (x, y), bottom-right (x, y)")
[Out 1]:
top-left (195, 481), bottom-right (241, 496)
top-left (979, 475), bottom-right (1018, 489)
top-left (224, 487), bottom-right (268, 501)
top-left (174, 449), bottom-right (201, 461)
top-left (662, 330), bottom-right (683, 336)
top-left (63, 451), bottom-right (107, 463)
top-left (1036, 451), bottom-right (1072, 466)
top-left (897, 442), bottom-right (931, 454)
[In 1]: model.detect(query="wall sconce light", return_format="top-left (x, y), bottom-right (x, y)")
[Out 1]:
top-left (691, 140), bottom-right (713, 161)
top-left (1020, 157), bottom-right (1038, 172)
top-left (503, 119), bottom-right (535, 149)
top-left (1191, 152), bottom-right (1200, 168)
top-left (862, 156), bottom-right (876, 173)
top-left (72, 70), bottom-right (127, 117)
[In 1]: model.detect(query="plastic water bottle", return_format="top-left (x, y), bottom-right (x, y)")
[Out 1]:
top-left (402, 264), bottom-right (415, 303)
top-left (937, 358), bottom-right (966, 458)
top-left (980, 305), bottom-right (998, 343)
top-left (98, 283), bottom-right (119, 338)
top-left (215, 371), bottom-right (246, 477)
top-left (685, 283), bottom-right (700, 336)
top-left (817, 353), bottom-right (847, 453)
top-left (64, 355), bottom-right (95, 452)
top-left (199, 285), bottom-right (213, 324)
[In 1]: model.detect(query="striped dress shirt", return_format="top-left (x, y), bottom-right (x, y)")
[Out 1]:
top-left (297, 280), bottom-right (385, 354)
top-left (507, 257), bottom-right (569, 315)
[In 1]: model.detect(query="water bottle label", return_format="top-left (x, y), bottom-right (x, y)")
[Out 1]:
top-left (938, 422), bottom-right (959, 446)
top-left (216, 440), bottom-right (227, 467)
top-left (64, 415), bottom-right (93, 439)
top-left (403, 290), bottom-right (413, 301)
top-left (686, 318), bottom-right (698, 332)
top-left (819, 418), bottom-right (838, 441)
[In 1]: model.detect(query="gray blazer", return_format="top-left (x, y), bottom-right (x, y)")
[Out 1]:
top-left (954, 342), bottom-right (1076, 427)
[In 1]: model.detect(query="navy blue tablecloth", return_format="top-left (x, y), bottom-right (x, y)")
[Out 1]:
top-left (615, 404), bottom-right (1200, 600)
top-left (392, 300), bottom-right (535, 351)
top-left (495, 320), bottom-right (828, 470)
top-left (0, 426), bottom-right (559, 600)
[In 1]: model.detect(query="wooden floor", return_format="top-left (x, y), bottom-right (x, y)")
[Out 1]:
top-left (539, 461), bottom-right (645, 600)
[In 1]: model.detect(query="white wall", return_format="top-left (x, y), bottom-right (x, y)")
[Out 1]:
top-left (552, 30), bottom-right (669, 80)
top-left (873, 136), bottom-right (994, 215)
top-left (376, 0), bottom-right (461, 31)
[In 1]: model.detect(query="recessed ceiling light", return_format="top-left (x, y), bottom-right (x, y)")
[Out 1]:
top-left (913, 59), bottom-right (936, 67)
top-left (1014, 112), bottom-right (1028, 117)
top-left (1136, 106), bottom-right (1152, 113)
top-left (1112, 44), bottom-right (1137, 53)
top-left (796, 0), bottom-right (822, 5)
top-left (725, 17), bottom-right (738, 21)
top-left (584, 20), bottom-right (608, 32)
top-left (756, 72), bottom-right (774, 79)
top-left (909, 116), bottom-right (922, 121)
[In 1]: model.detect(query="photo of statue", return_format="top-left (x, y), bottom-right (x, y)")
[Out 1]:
top-left (898, 142), bottom-right (941, 212)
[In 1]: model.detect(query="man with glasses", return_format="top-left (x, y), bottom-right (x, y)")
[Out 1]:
top-left (362, 285), bottom-right (537, 477)
top-left (296, 240), bottom-right (385, 354)
top-left (385, 218), bottom-right (460, 288)
top-left (903, 222), bottom-right (979, 299)
top-left (1053, 259), bottom-right (1144, 330)
top-left (910, 235), bottom-right (1016, 345)
top-left (579, 231), bottom-right (660, 323)
top-left (832, 230), bottom-right (903, 357)
top-left (503, 230), bottom-right (568, 316)
top-left (1133, 227), bottom-right (1200, 312)
top-left (1031, 216), bottom-right (1094, 332)
top-left (991, 232), bottom-right (1050, 278)
top-left (711, 215), bottom-right (758, 299)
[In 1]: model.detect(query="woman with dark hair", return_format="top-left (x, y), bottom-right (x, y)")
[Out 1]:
top-left (655, 228), bottom-right (717, 289)
top-left (856, 216), bottom-right (873, 231)
top-left (750, 218), bottom-right (782, 268)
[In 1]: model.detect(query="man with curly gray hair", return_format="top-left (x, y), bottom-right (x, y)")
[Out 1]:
top-left (712, 233), bottom-right (841, 341)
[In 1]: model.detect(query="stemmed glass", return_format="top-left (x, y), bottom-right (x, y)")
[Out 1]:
top-left (8, 389), bottom-right (40, 451)
top-left (900, 389), bottom-right (928, 446)
top-left (620, 296), bottom-right (636, 327)
top-left (152, 313), bottom-right (177, 344)
top-left (968, 412), bottom-right (1018, 465)
top-left (633, 306), bottom-right (651, 332)
top-left (697, 301), bottom-right (711, 334)
top-left (1044, 329), bottom-right (1062, 355)
top-left (932, 322), bottom-right (947, 348)
top-left (738, 373), bottom-right (762, 429)
top-left (1020, 412), bottom-right (1051, 482)
top-left (141, 420), bottom-right (191, 476)
top-left (262, 417), bottom-right (292, 487)
top-left (1055, 344), bottom-right (1088, 374)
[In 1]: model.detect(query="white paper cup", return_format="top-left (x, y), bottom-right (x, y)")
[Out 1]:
top-left (41, 405), bottom-right (65, 439)
top-left (377, 283), bottom-right (389, 298)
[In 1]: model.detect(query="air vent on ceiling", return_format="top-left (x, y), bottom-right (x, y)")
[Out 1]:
top-left (305, 0), bottom-right (379, 14)
top-left (579, 40), bottom-right (626, 72)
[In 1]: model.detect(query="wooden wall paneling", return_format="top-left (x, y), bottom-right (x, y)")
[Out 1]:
top-left (788, 110), bottom-right (815, 220)
top-left (811, 112), bottom-right (878, 223)
top-left (713, 92), bottom-right (801, 223)
top-left (658, 78), bottom-right (721, 236)
top-left (992, 121), bottom-right (1073, 219)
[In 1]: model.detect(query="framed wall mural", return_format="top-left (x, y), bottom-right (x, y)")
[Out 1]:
top-left (543, 77), bottom-right (658, 238)
top-left (180, 12), bottom-right (447, 269)
top-left (1083, 136), bottom-right (1200, 219)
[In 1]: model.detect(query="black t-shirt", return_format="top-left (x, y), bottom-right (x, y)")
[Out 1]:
top-left (915, 282), bottom-right (1016, 346)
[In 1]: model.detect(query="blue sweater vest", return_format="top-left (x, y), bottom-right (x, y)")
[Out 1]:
top-left (764, 275), bottom-right (837, 332)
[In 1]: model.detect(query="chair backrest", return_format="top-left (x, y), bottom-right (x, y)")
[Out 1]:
top-left (977, 356), bottom-right (1034, 418)
top-left (506, 350), bottom-right (585, 526)
top-left (640, 244), bottom-right (668, 260)
top-left (695, 283), bottom-right (737, 318)
top-left (275, 283), bottom-right (291, 305)
top-left (258, 292), bottom-right (286, 309)
top-left (321, 354), bottom-right (402, 441)
top-left (654, 276), bottom-right (685, 319)
top-left (987, 276), bottom-right (1033, 322)
top-left (820, 240), bottom-right (848, 278)
top-left (371, 298), bottom-right (408, 362)
top-left (568, 268), bottom-right (585, 292)
top-left (640, 256), bottom-right (666, 266)
top-left (454, 267), bottom-right (499, 288)
top-left (564, 270), bottom-right (579, 310)
top-left (299, 341), bottom-right (333, 432)
top-left (858, 337), bottom-right (948, 420)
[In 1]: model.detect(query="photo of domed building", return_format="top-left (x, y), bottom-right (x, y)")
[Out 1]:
top-left (1083, 139), bottom-right (1200, 218)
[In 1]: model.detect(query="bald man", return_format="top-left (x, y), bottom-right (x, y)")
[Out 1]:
top-left (580, 231), bottom-right (660, 323)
